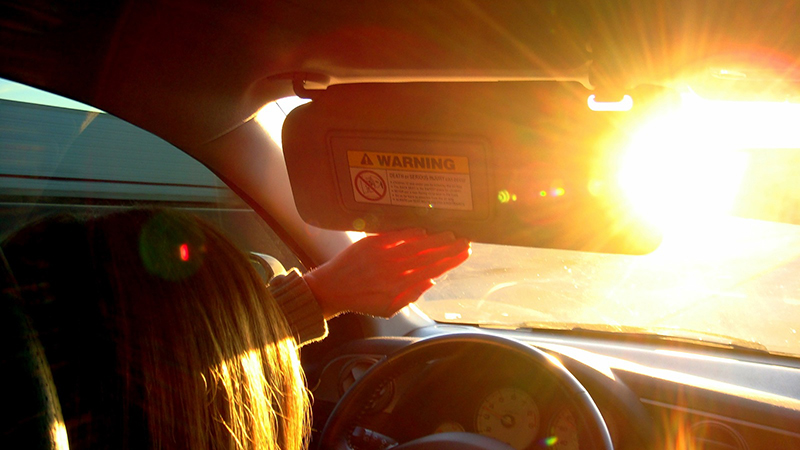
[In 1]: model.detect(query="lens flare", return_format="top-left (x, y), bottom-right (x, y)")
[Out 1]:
top-left (179, 243), bottom-right (190, 261)
top-left (615, 92), bottom-right (800, 255)
top-left (618, 128), bottom-right (749, 228)
top-left (616, 93), bottom-right (800, 231)
top-left (139, 213), bottom-right (205, 280)
top-left (542, 436), bottom-right (558, 446)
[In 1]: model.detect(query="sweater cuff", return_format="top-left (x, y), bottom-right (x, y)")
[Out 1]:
top-left (269, 268), bottom-right (328, 345)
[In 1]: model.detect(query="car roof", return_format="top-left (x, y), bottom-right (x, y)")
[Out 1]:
top-left (4, 0), bottom-right (800, 150)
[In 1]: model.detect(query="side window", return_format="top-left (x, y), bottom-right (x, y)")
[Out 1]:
top-left (0, 78), bottom-right (302, 271)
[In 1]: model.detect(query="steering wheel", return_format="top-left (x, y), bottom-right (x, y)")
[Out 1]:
top-left (319, 333), bottom-right (613, 450)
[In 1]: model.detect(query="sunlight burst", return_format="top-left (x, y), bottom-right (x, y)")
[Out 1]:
top-left (619, 93), bottom-right (800, 234)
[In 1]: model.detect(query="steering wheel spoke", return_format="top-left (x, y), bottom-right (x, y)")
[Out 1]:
top-left (349, 426), bottom-right (398, 450)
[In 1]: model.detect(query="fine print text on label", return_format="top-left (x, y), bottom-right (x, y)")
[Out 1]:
top-left (347, 151), bottom-right (473, 211)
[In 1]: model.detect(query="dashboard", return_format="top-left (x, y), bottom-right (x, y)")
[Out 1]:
top-left (306, 325), bottom-right (800, 450)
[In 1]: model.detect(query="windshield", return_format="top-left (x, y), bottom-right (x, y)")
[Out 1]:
top-left (419, 94), bottom-right (800, 358)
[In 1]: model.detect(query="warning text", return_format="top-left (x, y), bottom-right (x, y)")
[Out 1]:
top-left (348, 151), bottom-right (469, 174)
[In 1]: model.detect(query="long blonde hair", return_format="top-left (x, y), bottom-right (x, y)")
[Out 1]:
top-left (4, 209), bottom-right (309, 449)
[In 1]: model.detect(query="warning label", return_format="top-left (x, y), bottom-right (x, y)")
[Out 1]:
top-left (348, 151), bottom-right (469, 174)
top-left (348, 151), bottom-right (473, 211)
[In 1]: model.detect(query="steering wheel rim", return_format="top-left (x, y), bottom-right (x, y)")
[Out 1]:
top-left (319, 333), bottom-right (613, 450)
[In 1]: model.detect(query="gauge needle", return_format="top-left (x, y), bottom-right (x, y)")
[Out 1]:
top-left (482, 406), bottom-right (517, 428)
top-left (481, 406), bottom-right (505, 420)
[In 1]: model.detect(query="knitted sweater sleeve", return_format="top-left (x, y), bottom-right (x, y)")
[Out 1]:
top-left (268, 268), bottom-right (328, 345)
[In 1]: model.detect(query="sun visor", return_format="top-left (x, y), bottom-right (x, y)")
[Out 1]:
top-left (282, 82), bottom-right (663, 254)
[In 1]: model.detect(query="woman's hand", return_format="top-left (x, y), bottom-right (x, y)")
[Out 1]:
top-left (303, 229), bottom-right (471, 319)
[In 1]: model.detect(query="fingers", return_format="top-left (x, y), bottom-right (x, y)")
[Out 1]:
top-left (399, 238), bottom-right (470, 273)
top-left (367, 228), bottom-right (428, 248)
top-left (312, 227), bottom-right (471, 319)
top-left (365, 229), bottom-right (462, 252)
top-left (389, 230), bottom-right (460, 256)
top-left (404, 244), bottom-right (471, 283)
top-left (383, 244), bottom-right (471, 317)
top-left (380, 230), bottom-right (470, 298)
top-left (385, 278), bottom-right (436, 316)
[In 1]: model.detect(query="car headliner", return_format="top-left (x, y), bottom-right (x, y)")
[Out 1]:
top-left (4, 0), bottom-right (800, 265)
top-left (3, 0), bottom-right (800, 150)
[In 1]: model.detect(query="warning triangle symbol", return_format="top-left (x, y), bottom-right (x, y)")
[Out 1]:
top-left (361, 153), bottom-right (374, 165)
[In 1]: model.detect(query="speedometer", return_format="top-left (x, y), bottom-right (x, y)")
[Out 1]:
top-left (475, 387), bottom-right (539, 449)
top-left (548, 407), bottom-right (579, 450)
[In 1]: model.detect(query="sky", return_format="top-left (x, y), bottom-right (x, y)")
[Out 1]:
top-left (0, 79), bottom-right (101, 112)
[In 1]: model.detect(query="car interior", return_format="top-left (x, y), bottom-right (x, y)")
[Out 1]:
top-left (2, 1), bottom-right (800, 449)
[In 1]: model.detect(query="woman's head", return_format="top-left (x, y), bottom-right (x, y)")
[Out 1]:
top-left (3, 209), bottom-right (309, 449)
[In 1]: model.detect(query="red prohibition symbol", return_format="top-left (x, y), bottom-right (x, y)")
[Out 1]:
top-left (354, 170), bottom-right (387, 201)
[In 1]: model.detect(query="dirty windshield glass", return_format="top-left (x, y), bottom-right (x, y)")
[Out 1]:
top-left (420, 94), bottom-right (800, 358)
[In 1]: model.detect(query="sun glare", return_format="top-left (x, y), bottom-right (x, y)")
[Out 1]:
top-left (255, 97), bottom-right (311, 148)
top-left (588, 94), bottom-right (633, 111)
top-left (619, 93), bottom-right (800, 235)
top-left (51, 420), bottom-right (69, 450)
